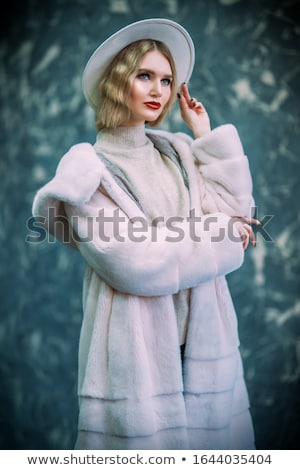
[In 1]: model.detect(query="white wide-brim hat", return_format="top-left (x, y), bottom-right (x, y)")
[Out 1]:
top-left (82, 18), bottom-right (195, 109)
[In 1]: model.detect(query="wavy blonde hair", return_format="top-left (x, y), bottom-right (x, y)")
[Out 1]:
top-left (96, 39), bottom-right (177, 130)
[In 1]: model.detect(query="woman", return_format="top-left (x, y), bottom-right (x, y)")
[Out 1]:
top-left (33, 18), bottom-right (257, 450)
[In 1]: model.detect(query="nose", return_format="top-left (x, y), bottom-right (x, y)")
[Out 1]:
top-left (150, 79), bottom-right (162, 97)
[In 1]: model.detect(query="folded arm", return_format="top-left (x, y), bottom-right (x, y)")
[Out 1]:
top-left (64, 190), bottom-right (245, 296)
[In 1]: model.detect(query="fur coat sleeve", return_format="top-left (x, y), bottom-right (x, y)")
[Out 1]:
top-left (160, 124), bottom-right (255, 217)
top-left (192, 124), bottom-right (255, 215)
top-left (64, 193), bottom-right (244, 297)
top-left (32, 125), bottom-right (250, 297)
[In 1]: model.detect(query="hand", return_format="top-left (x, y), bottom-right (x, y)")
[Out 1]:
top-left (177, 83), bottom-right (211, 138)
top-left (231, 216), bottom-right (261, 250)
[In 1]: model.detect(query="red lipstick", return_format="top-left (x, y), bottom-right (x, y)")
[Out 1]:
top-left (144, 102), bottom-right (161, 110)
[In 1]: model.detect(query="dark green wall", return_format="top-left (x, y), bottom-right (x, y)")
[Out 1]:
top-left (0, 0), bottom-right (299, 450)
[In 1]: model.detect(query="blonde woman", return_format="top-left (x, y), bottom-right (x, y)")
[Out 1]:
top-left (33, 18), bottom-right (258, 450)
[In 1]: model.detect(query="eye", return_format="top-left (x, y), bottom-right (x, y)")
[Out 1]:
top-left (137, 72), bottom-right (150, 80)
top-left (161, 78), bottom-right (172, 86)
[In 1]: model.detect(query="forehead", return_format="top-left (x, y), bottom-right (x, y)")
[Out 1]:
top-left (139, 50), bottom-right (172, 74)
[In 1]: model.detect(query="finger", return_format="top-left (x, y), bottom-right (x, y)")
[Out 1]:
top-left (244, 217), bottom-right (261, 226)
top-left (242, 224), bottom-right (256, 248)
top-left (241, 227), bottom-right (250, 250)
top-left (243, 237), bottom-right (250, 250)
top-left (177, 92), bottom-right (190, 113)
top-left (236, 223), bottom-right (247, 240)
top-left (233, 216), bottom-right (261, 226)
top-left (188, 99), bottom-right (203, 111)
top-left (235, 221), bottom-right (249, 250)
top-left (194, 102), bottom-right (207, 113)
top-left (247, 225), bottom-right (256, 247)
top-left (180, 84), bottom-right (206, 112)
top-left (181, 83), bottom-right (191, 103)
top-left (239, 226), bottom-right (249, 250)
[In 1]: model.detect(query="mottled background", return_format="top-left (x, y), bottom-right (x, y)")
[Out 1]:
top-left (0, 0), bottom-right (299, 450)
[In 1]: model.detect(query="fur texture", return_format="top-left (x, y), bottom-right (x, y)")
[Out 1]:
top-left (32, 124), bottom-right (255, 449)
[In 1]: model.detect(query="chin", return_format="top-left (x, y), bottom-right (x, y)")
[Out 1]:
top-left (145, 111), bottom-right (162, 122)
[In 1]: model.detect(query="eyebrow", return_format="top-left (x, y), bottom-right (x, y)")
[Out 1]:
top-left (138, 68), bottom-right (173, 79)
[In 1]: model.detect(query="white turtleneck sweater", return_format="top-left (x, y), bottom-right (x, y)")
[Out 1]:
top-left (94, 125), bottom-right (191, 345)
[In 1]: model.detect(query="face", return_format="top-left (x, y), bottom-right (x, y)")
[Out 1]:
top-left (124, 50), bottom-right (173, 127)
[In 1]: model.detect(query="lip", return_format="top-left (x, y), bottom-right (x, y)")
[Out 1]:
top-left (144, 102), bottom-right (161, 110)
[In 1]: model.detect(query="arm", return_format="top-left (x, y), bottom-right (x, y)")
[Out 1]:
top-left (64, 190), bottom-right (245, 297)
top-left (178, 84), bottom-right (257, 248)
top-left (178, 84), bottom-right (254, 214)
top-left (192, 124), bottom-right (255, 216)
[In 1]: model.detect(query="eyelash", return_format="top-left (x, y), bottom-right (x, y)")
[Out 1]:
top-left (137, 73), bottom-right (172, 86)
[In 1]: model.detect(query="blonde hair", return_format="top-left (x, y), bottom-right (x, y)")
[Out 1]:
top-left (96, 39), bottom-right (177, 130)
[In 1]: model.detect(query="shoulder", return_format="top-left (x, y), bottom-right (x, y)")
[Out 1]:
top-left (56, 142), bottom-right (103, 174)
top-left (33, 143), bottom-right (106, 216)
top-left (54, 143), bottom-right (106, 202)
top-left (146, 128), bottom-right (194, 159)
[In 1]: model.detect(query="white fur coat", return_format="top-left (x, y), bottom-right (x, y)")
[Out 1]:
top-left (32, 124), bottom-right (255, 450)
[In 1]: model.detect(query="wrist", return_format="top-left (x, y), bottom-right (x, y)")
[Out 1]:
top-left (192, 126), bottom-right (211, 139)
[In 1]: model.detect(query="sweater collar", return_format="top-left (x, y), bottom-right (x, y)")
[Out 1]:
top-left (95, 125), bottom-right (148, 150)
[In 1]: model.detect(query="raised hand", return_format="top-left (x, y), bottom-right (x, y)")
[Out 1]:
top-left (177, 83), bottom-right (211, 138)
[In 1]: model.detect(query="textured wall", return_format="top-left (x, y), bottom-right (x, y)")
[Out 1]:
top-left (0, 0), bottom-right (299, 450)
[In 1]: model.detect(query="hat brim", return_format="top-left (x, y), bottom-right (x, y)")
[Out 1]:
top-left (82, 18), bottom-right (195, 109)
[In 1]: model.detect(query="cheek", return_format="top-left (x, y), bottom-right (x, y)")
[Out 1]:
top-left (130, 81), bottom-right (146, 101)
